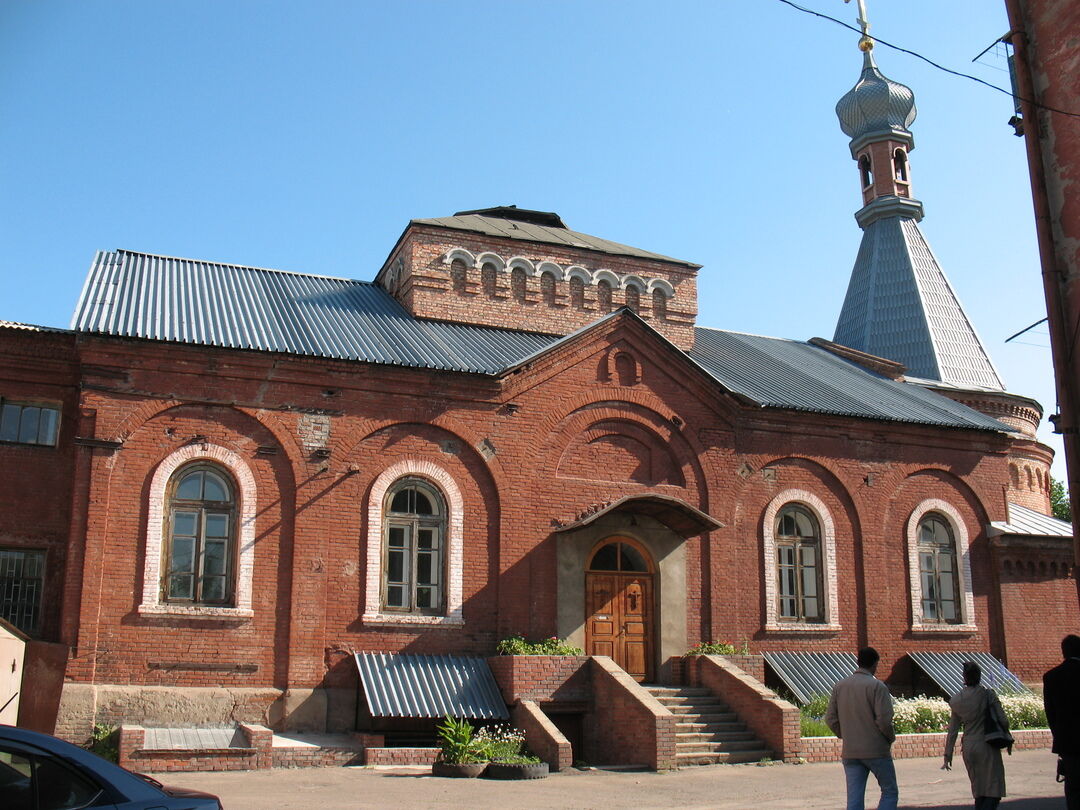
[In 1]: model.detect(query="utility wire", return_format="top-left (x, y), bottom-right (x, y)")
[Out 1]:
top-left (777, 0), bottom-right (1080, 119)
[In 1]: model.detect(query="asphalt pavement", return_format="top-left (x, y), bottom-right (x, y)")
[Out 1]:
top-left (156, 748), bottom-right (1068, 809)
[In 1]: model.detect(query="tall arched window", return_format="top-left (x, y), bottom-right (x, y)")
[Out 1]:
top-left (569, 276), bottom-right (585, 310)
top-left (651, 289), bottom-right (667, 320)
top-left (775, 505), bottom-right (823, 622)
top-left (597, 280), bottom-right (613, 314)
top-left (165, 463), bottom-right (236, 605)
top-left (917, 513), bottom-right (960, 623)
top-left (893, 148), bottom-right (908, 182)
top-left (383, 477), bottom-right (446, 613)
top-left (511, 267), bottom-right (527, 303)
top-left (859, 154), bottom-right (874, 189)
top-left (625, 286), bottom-right (641, 314)
top-left (541, 272), bottom-right (557, 306)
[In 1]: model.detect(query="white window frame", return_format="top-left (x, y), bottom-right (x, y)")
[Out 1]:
top-left (138, 444), bottom-right (256, 619)
top-left (363, 460), bottom-right (464, 627)
top-left (763, 489), bottom-right (841, 632)
top-left (906, 499), bottom-right (977, 632)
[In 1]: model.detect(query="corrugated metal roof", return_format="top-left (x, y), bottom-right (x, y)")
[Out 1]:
top-left (833, 216), bottom-right (1005, 391)
top-left (690, 328), bottom-right (1009, 432)
top-left (413, 214), bottom-right (698, 267)
top-left (990, 502), bottom-right (1073, 538)
top-left (908, 651), bottom-right (1029, 697)
top-left (354, 653), bottom-right (508, 720)
top-left (70, 250), bottom-right (557, 375)
top-left (762, 651), bottom-right (858, 705)
top-left (0, 320), bottom-right (72, 334)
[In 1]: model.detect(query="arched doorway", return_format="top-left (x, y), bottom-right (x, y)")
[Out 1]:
top-left (584, 537), bottom-right (655, 682)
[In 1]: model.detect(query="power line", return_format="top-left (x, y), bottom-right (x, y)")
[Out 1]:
top-left (776, 0), bottom-right (1080, 119)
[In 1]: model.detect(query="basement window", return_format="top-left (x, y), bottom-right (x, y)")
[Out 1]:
top-left (0, 548), bottom-right (45, 635)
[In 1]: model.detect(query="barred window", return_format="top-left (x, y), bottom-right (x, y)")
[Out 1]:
top-left (164, 463), bottom-right (236, 605)
top-left (775, 505), bottom-right (823, 623)
top-left (0, 548), bottom-right (45, 635)
top-left (0, 401), bottom-right (60, 446)
top-left (383, 478), bottom-right (446, 614)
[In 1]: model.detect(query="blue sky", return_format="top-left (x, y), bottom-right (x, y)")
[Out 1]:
top-left (0, 1), bottom-right (1063, 473)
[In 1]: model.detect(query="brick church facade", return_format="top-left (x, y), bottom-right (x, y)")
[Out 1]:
top-left (0, 45), bottom-right (1076, 742)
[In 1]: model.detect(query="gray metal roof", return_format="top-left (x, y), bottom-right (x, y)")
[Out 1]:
top-left (833, 211), bottom-right (1005, 392)
top-left (990, 502), bottom-right (1074, 538)
top-left (762, 651), bottom-right (858, 705)
top-left (71, 250), bottom-right (558, 375)
top-left (413, 214), bottom-right (697, 267)
top-left (0, 320), bottom-right (72, 334)
top-left (354, 653), bottom-right (508, 720)
top-left (908, 651), bottom-right (1029, 697)
top-left (690, 328), bottom-right (1009, 432)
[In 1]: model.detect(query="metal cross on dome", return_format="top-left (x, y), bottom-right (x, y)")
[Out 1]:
top-left (844, 0), bottom-right (874, 51)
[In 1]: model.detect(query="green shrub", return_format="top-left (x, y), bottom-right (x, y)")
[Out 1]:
top-left (86, 723), bottom-right (119, 763)
top-left (436, 715), bottom-right (486, 764)
top-left (685, 639), bottom-right (750, 656)
top-left (801, 717), bottom-right (833, 737)
top-left (802, 693), bottom-right (830, 718)
top-left (496, 635), bottom-right (583, 656)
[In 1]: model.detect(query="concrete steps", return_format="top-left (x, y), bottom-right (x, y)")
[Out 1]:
top-left (645, 686), bottom-right (772, 766)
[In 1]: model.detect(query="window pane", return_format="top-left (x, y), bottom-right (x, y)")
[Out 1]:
top-left (385, 585), bottom-right (405, 607)
top-left (173, 511), bottom-right (197, 538)
top-left (202, 473), bottom-right (229, 502)
top-left (17, 407), bottom-right (39, 444)
top-left (780, 597), bottom-right (796, 618)
top-left (589, 544), bottom-right (619, 571)
top-left (780, 568), bottom-right (796, 598)
top-left (417, 528), bottom-right (435, 550)
top-left (201, 575), bottom-right (225, 602)
top-left (388, 526), bottom-right (408, 549)
top-left (620, 544), bottom-right (647, 572)
top-left (938, 573), bottom-right (954, 600)
top-left (169, 574), bottom-right (193, 599)
top-left (921, 569), bottom-right (937, 600)
top-left (803, 596), bottom-right (820, 618)
top-left (204, 514), bottom-right (228, 539)
top-left (0, 404), bottom-right (19, 441)
top-left (0, 548), bottom-right (45, 635)
top-left (941, 599), bottom-right (957, 621)
top-left (801, 566), bottom-right (817, 597)
top-left (203, 540), bottom-right (227, 575)
top-left (416, 586), bottom-right (434, 608)
top-left (778, 513), bottom-right (795, 536)
top-left (171, 537), bottom-right (195, 574)
top-left (777, 546), bottom-right (795, 567)
top-left (923, 598), bottom-right (937, 620)
top-left (36, 408), bottom-right (59, 445)
top-left (794, 512), bottom-right (815, 537)
top-left (32, 752), bottom-right (103, 809)
top-left (413, 490), bottom-right (433, 515)
top-left (919, 552), bottom-right (935, 573)
top-left (417, 551), bottom-right (439, 586)
top-left (387, 549), bottom-right (405, 583)
top-left (176, 472), bottom-right (202, 500)
top-left (939, 554), bottom-right (954, 573)
top-left (800, 545), bottom-right (816, 567)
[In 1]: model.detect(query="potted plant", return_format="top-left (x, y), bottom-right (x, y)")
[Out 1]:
top-left (475, 725), bottom-right (549, 780)
top-left (432, 715), bottom-right (488, 778)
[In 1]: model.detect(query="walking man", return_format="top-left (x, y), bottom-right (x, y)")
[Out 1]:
top-left (1044, 634), bottom-right (1080, 810)
top-left (826, 647), bottom-right (898, 810)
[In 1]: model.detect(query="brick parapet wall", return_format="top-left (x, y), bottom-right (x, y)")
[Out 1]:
top-left (364, 747), bottom-right (439, 766)
top-left (487, 655), bottom-right (591, 705)
top-left (799, 728), bottom-right (1053, 763)
top-left (513, 699), bottom-right (572, 772)
top-left (588, 657), bottom-right (676, 770)
top-left (685, 655), bottom-right (801, 762)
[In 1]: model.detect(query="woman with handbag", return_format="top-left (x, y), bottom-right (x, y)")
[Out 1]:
top-left (942, 661), bottom-right (1012, 810)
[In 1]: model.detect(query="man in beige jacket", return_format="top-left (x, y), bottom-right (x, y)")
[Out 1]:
top-left (826, 647), bottom-right (898, 810)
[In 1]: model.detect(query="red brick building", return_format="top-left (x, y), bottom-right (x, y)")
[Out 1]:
top-left (0, 44), bottom-right (1075, 745)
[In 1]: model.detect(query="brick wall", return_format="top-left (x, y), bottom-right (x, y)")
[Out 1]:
top-left (513, 699), bottom-right (572, 772)
top-left (685, 655), bottom-right (802, 762)
top-left (799, 728), bottom-right (1053, 763)
top-left (486, 655), bottom-right (591, 704)
top-left (588, 657), bottom-right (676, 770)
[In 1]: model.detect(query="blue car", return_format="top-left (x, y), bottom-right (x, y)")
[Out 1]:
top-left (0, 724), bottom-right (222, 809)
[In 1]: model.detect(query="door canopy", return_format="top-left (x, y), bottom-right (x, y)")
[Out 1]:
top-left (557, 494), bottom-right (723, 538)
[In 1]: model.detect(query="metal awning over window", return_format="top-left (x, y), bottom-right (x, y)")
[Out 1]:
top-left (354, 653), bottom-right (509, 720)
top-left (907, 651), bottom-right (1029, 697)
top-left (762, 651), bottom-right (858, 705)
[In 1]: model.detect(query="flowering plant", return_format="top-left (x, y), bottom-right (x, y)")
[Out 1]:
top-left (474, 724), bottom-right (541, 764)
top-left (496, 634), bottom-right (583, 655)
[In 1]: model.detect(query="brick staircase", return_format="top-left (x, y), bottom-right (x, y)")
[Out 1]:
top-left (645, 685), bottom-right (772, 766)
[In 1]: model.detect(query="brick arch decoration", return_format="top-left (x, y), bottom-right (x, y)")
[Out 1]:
top-left (762, 488), bottom-right (842, 632)
top-left (905, 497), bottom-right (977, 633)
top-left (138, 443), bottom-right (257, 619)
top-left (362, 458), bottom-right (465, 627)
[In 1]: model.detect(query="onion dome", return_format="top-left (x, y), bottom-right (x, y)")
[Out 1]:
top-left (836, 49), bottom-right (917, 152)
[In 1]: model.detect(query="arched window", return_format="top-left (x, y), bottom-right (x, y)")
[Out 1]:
top-left (511, 267), bottom-right (527, 303)
top-left (587, 539), bottom-right (649, 572)
top-left (450, 259), bottom-right (468, 294)
top-left (481, 263), bottom-right (498, 298)
top-left (893, 148), bottom-right (908, 182)
top-left (383, 477), bottom-right (446, 613)
top-left (625, 286), bottom-right (641, 314)
top-left (917, 513), bottom-right (961, 623)
top-left (569, 276), bottom-right (585, 310)
top-left (165, 463), bottom-right (236, 605)
top-left (775, 505), bottom-right (823, 622)
top-left (859, 154), bottom-right (873, 189)
top-left (597, 280), bottom-right (613, 314)
top-left (541, 272), bottom-right (557, 306)
top-left (651, 289), bottom-right (667, 320)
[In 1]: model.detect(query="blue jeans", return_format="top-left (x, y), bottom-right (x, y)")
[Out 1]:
top-left (842, 757), bottom-right (898, 810)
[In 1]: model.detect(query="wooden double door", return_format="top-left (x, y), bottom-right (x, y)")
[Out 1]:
top-left (584, 538), bottom-right (655, 682)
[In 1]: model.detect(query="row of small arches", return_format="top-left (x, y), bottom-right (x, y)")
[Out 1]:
top-left (1001, 559), bottom-right (1070, 578)
top-left (447, 255), bottom-right (671, 317)
top-left (1009, 463), bottom-right (1049, 493)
